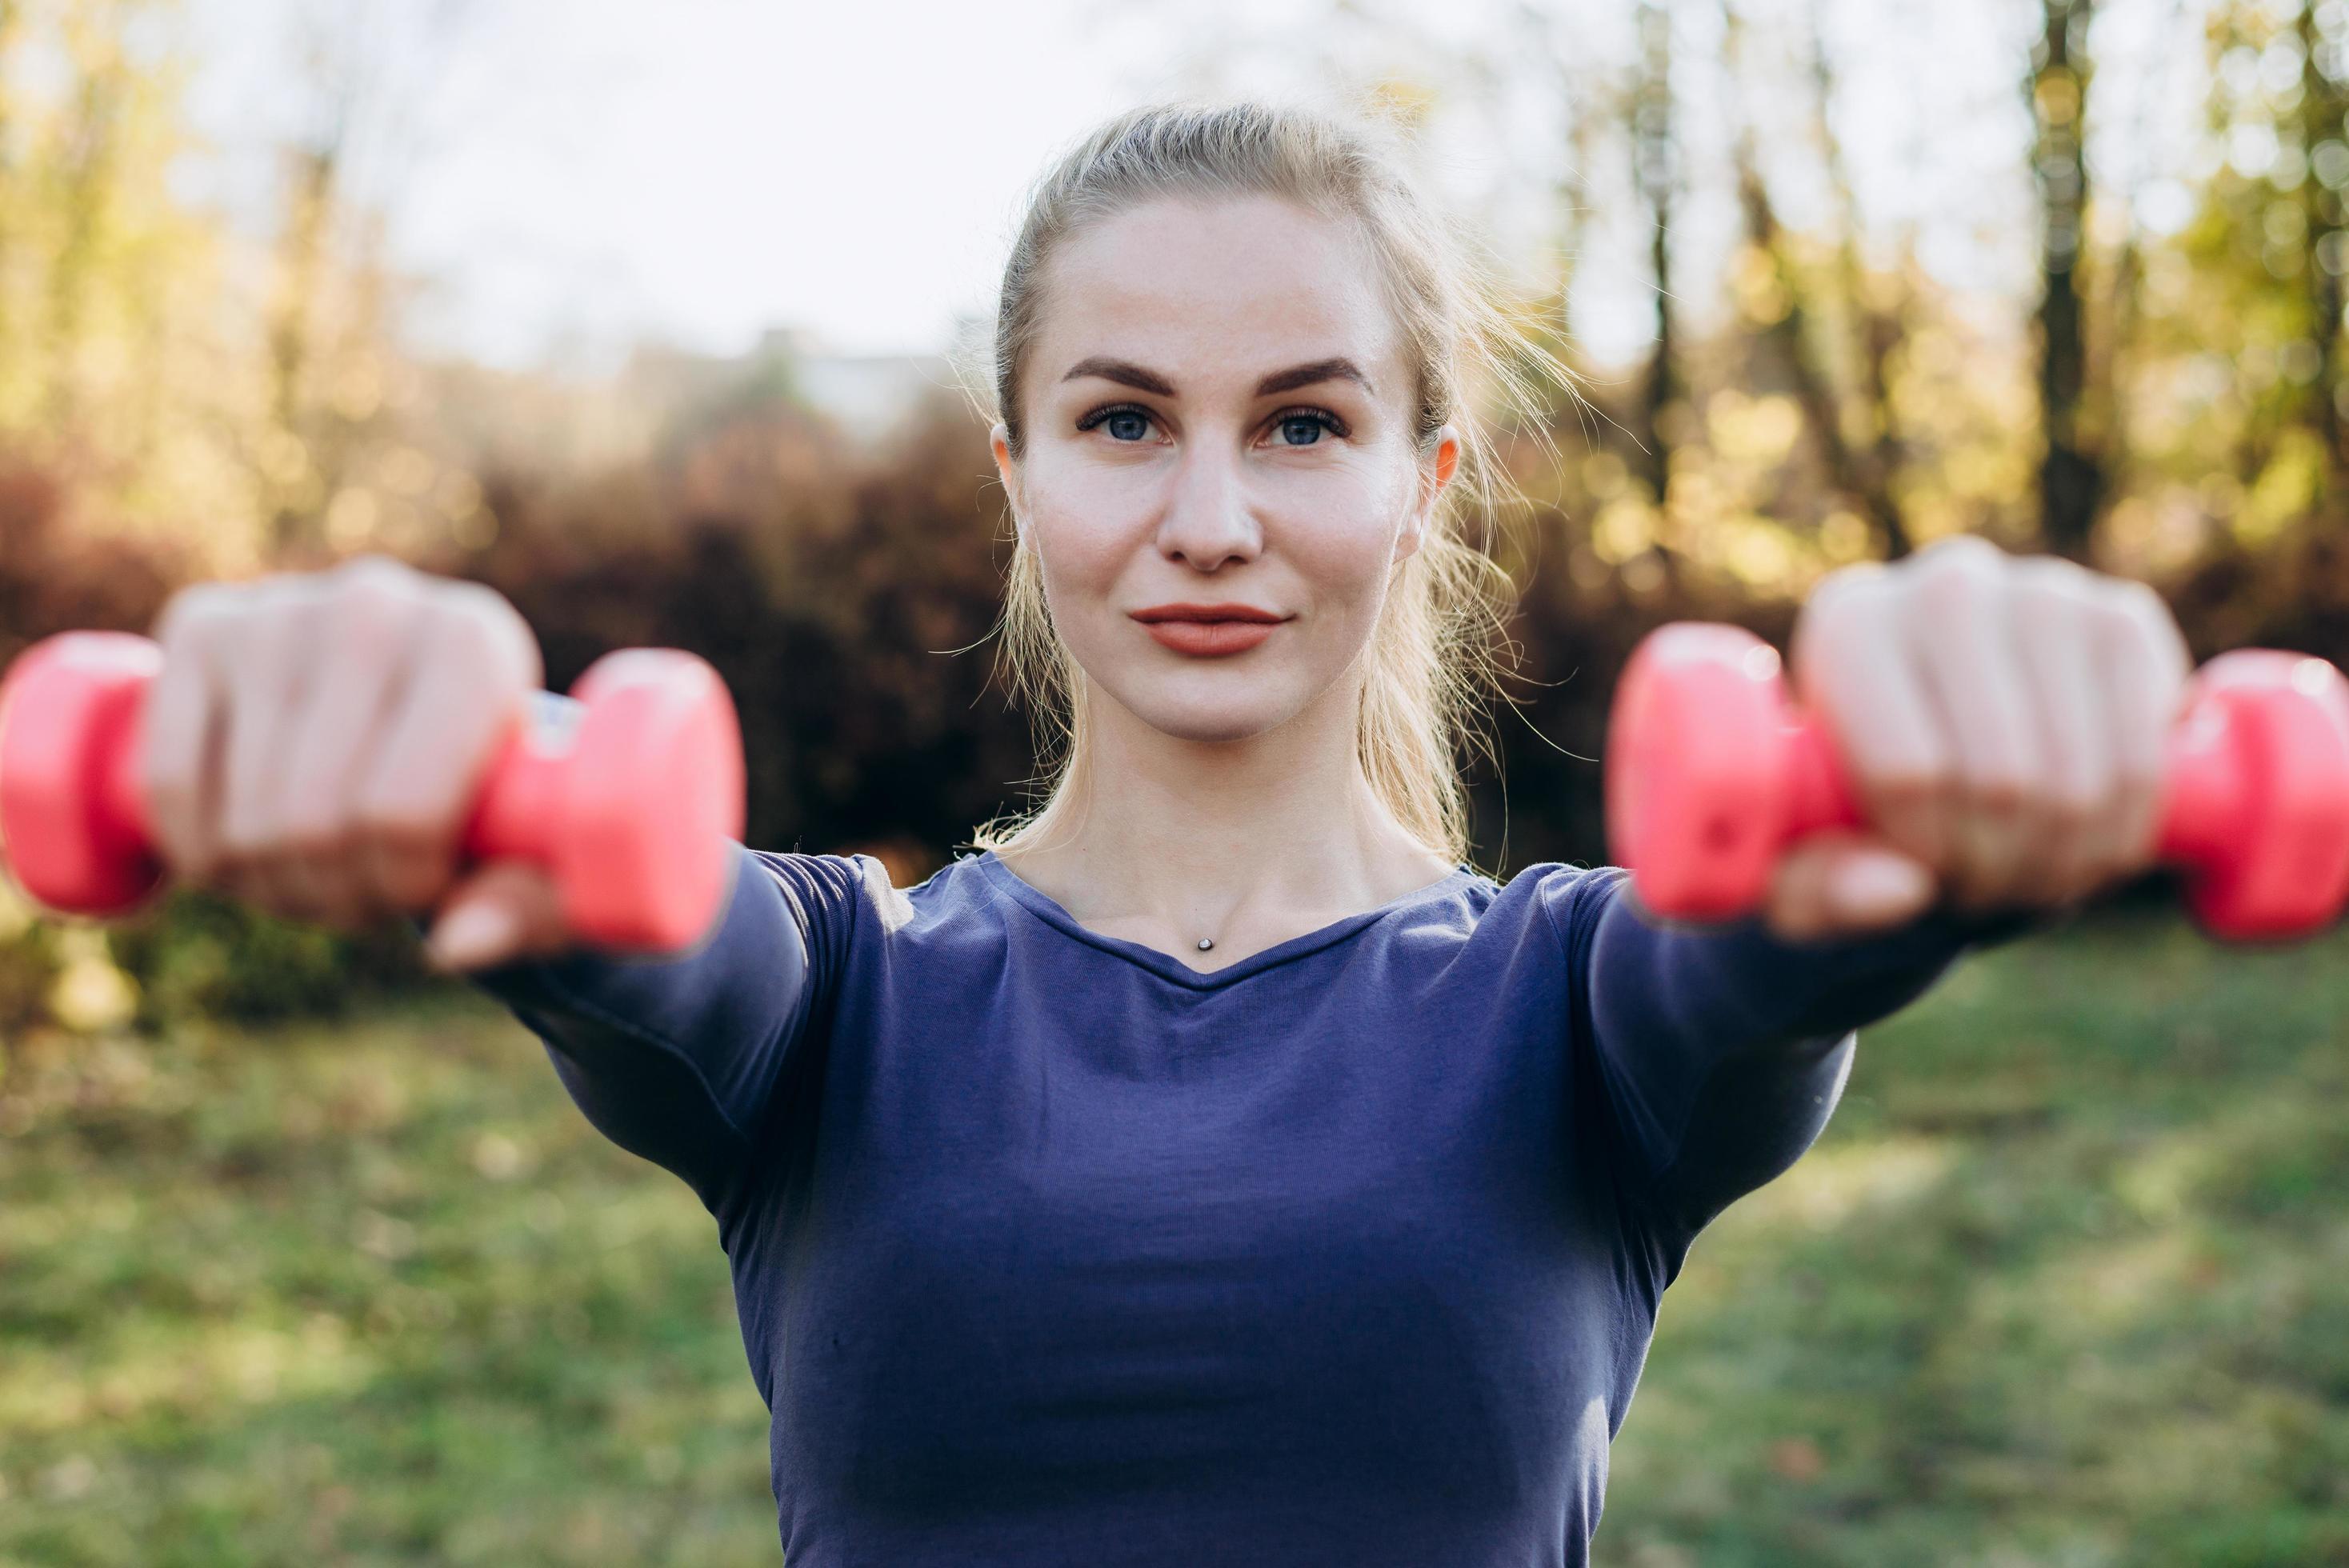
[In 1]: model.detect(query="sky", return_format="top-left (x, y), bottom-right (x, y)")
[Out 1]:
top-left (170, 0), bottom-right (2216, 377)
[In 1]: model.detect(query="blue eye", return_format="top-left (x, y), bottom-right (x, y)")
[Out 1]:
top-left (1076, 403), bottom-right (1157, 442)
top-left (1269, 406), bottom-right (1347, 447)
top-left (1074, 402), bottom-right (1349, 446)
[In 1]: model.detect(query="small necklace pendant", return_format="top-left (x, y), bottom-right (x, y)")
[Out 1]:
top-left (1197, 938), bottom-right (1214, 951)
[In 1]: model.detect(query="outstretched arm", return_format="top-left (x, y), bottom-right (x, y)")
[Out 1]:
top-left (118, 552), bottom-right (858, 1219)
top-left (1574, 536), bottom-right (2191, 1246)
top-left (1563, 866), bottom-right (2033, 1244)
top-left (432, 842), bottom-right (874, 1216)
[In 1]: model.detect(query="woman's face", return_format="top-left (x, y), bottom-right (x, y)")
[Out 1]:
top-left (993, 194), bottom-right (1457, 747)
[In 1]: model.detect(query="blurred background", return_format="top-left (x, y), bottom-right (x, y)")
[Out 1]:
top-left (2, 0), bottom-right (2347, 1562)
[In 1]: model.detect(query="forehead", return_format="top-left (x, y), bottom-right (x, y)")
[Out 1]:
top-left (1034, 194), bottom-right (1399, 386)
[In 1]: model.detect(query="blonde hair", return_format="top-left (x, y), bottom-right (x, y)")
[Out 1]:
top-left (953, 96), bottom-right (1570, 873)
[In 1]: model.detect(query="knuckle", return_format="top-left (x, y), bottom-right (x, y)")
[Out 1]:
top-left (1915, 532), bottom-right (2004, 578)
top-left (1796, 598), bottom-right (1870, 663)
top-left (1911, 551), bottom-right (1995, 619)
top-left (223, 586), bottom-right (316, 678)
top-left (2012, 551), bottom-right (2090, 590)
top-left (330, 601), bottom-right (422, 676)
top-left (2011, 554), bottom-right (2094, 617)
top-left (437, 584), bottom-right (538, 682)
top-left (2100, 578), bottom-right (2190, 659)
top-left (439, 600), bottom-right (510, 662)
top-left (1961, 766), bottom-right (2032, 817)
top-left (1809, 560), bottom-right (1889, 610)
top-left (2100, 574), bottom-right (2167, 622)
top-left (354, 803), bottom-right (444, 854)
top-left (280, 810), bottom-right (356, 865)
top-left (2115, 763), bottom-right (2163, 806)
top-left (147, 805), bottom-right (208, 871)
top-left (243, 570), bottom-right (315, 622)
top-left (352, 786), bottom-right (459, 856)
top-left (2043, 781), bottom-right (2103, 835)
top-left (141, 766), bottom-right (194, 818)
top-left (1794, 572), bottom-right (1890, 675)
top-left (152, 583), bottom-right (237, 651)
top-left (331, 557), bottom-right (424, 620)
top-left (334, 552), bottom-right (422, 592)
top-left (214, 818), bottom-right (274, 868)
top-left (1866, 766), bottom-right (1947, 813)
top-left (2075, 841), bottom-right (2135, 888)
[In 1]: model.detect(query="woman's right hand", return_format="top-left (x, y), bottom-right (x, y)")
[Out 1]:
top-left (142, 553), bottom-right (572, 973)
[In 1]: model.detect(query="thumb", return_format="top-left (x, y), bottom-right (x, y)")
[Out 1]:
top-left (1763, 831), bottom-right (1938, 943)
top-left (422, 860), bottom-right (570, 974)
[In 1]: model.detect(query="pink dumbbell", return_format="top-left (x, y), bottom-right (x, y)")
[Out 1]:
top-left (1606, 622), bottom-right (2349, 941)
top-left (0, 630), bottom-right (745, 953)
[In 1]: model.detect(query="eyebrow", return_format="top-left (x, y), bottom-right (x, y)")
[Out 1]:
top-left (1058, 355), bottom-right (1375, 399)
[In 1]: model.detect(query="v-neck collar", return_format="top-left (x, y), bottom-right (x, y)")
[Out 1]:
top-left (970, 849), bottom-right (1482, 992)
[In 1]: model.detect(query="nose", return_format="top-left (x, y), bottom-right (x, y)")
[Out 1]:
top-left (1154, 441), bottom-right (1262, 572)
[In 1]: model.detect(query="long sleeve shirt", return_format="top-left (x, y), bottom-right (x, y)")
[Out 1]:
top-left (461, 837), bottom-right (2019, 1566)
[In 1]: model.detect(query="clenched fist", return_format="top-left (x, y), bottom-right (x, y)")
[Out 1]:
top-left (142, 554), bottom-right (572, 971)
top-left (1765, 535), bottom-right (2195, 941)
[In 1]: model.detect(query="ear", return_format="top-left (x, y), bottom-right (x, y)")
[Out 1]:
top-left (990, 423), bottom-right (1026, 543)
top-left (1395, 425), bottom-right (1461, 565)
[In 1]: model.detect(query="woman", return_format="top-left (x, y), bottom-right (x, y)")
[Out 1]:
top-left (141, 100), bottom-right (2189, 1566)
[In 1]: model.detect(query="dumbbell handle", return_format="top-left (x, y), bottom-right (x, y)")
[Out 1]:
top-left (1759, 694), bottom-right (2253, 863)
top-left (1608, 625), bottom-right (2349, 939)
top-left (74, 674), bottom-right (586, 892)
top-left (2, 630), bottom-right (743, 951)
top-left (1766, 657), bottom-right (2339, 863)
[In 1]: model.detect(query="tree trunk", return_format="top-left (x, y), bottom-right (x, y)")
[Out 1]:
top-left (1631, 0), bottom-right (1677, 512)
top-left (2301, 2), bottom-right (2348, 495)
top-left (2033, 0), bottom-right (2103, 559)
top-left (1809, 1), bottom-right (1913, 558)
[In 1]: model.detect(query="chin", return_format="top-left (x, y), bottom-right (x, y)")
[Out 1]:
top-left (1115, 682), bottom-right (1295, 745)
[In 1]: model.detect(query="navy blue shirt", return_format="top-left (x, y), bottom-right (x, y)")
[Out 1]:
top-left (465, 838), bottom-right (2009, 1565)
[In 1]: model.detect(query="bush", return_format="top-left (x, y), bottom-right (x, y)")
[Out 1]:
top-left (101, 890), bottom-right (430, 1030)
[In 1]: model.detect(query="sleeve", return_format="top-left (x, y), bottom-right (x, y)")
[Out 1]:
top-left (446, 838), bottom-right (871, 1213)
top-left (1552, 865), bottom-right (2039, 1247)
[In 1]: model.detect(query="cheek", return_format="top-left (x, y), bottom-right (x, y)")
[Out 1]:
top-left (1270, 458), bottom-right (1411, 587)
top-left (1022, 477), bottom-right (1137, 609)
top-left (1023, 445), bottom-right (1131, 530)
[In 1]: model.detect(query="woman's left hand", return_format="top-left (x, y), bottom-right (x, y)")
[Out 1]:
top-left (1763, 534), bottom-right (2193, 942)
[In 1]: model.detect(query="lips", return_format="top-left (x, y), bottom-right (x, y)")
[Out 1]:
top-left (1142, 620), bottom-right (1279, 656)
top-left (1129, 602), bottom-right (1289, 658)
top-left (1129, 603), bottom-right (1286, 624)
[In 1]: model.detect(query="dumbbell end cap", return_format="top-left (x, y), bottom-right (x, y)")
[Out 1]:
top-left (557, 649), bottom-right (746, 951)
top-left (0, 632), bottom-right (164, 916)
top-left (1608, 623), bottom-right (1799, 921)
top-left (2171, 650), bottom-right (2349, 939)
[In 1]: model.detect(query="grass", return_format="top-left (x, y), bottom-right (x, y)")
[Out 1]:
top-left (0, 993), bottom-right (777, 1566)
top-left (1, 910), bottom-right (2346, 1564)
top-left (1604, 908), bottom-right (2349, 1566)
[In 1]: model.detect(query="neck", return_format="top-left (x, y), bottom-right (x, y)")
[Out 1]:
top-left (994, 685), bottom-right (1455, 941)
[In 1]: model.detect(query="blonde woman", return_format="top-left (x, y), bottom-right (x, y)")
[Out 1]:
top-left (143, 101), bottom-right (2189, 1565)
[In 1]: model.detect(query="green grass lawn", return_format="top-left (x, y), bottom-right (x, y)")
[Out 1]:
top-left (2, 910), bottom-right (2347, 1565)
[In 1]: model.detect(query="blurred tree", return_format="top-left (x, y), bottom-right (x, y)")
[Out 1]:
top-left (2033, 0), bottom-right (2105, 558)
top-left (0, 2), bottom-right (18, 357)
top-left (1719, 0), bottom-right (1913, 561)
top-left (2294, 0), bottom-right (2349, 494)
top-left (261, 1), bottom-right (477, 562)
top-left (1631, 0), bottom-right (1679, 518)
top-left (0, 0), bottom-right (218, 507)
top-left (1806, 0), bottom-right (1914, 559)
